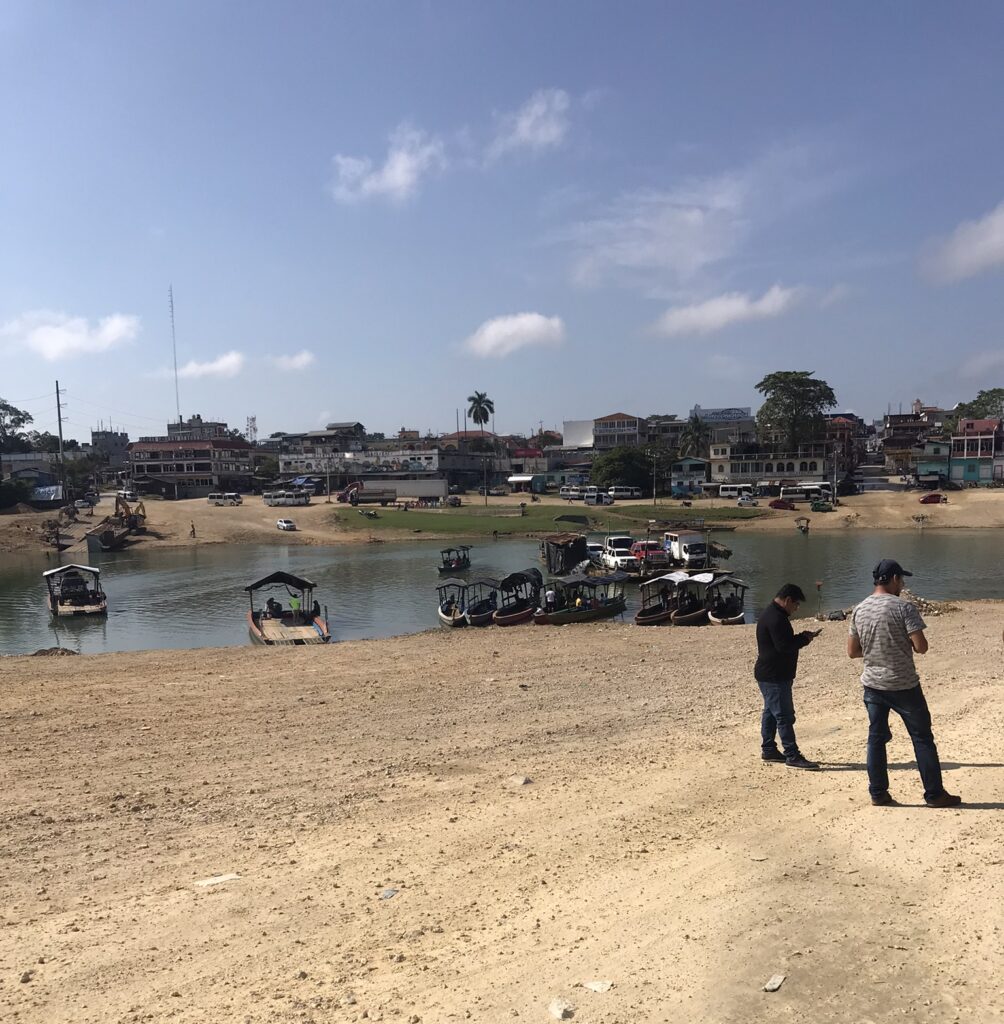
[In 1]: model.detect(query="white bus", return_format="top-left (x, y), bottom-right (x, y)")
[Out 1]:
top-left (780, 483), bottom-right (832, 502)
top-left (208, 492), bottom-right (242, 506)
top-left (719, 484), bottom-right (754, 499)
top-left (263, 489), bottom-right (312, 507)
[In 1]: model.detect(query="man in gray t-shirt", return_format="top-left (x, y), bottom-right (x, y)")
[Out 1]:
top-left (847, 559), bottom-right (961, 808)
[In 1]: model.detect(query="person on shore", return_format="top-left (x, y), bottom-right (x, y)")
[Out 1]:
top-left (189, 521), bottom-right (196, 538)
top-left (754, 583), bottom-right (823, 770)
top-left (847, 559), bottom-right (961, 808)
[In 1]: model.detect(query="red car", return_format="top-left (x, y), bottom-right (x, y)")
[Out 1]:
top-left (919, 493), bottom-right (947, 504)
top-left (769, 498), bottom-right (797, 511)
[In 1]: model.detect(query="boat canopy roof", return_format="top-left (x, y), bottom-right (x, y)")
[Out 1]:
top-left (639, 570), bottom-right (691, 589)
top-left (440, 545), bottom-right (471, 555)
top-left (468, 577), bottom-right (500, 589)
top-left (245, 571), bottom-right (317, 593)
top-left (42, 564), bottom-right (100, 578)
top-left (708, 575), bottom-right (748, 589)
top-left (679, 571), bottom-right (716, 586)
top-left (499, 569), bottom-right (541, 589)
top-left (436, 578), bottom-right (469, 590)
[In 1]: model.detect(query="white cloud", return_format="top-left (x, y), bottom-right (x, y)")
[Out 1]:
top-left (922, 200), bottom-right (1004, 283)
top-left (653, 284), bottom-right (802, 337)
top-left (176, 351), bottom-right (245, 379)
top-left (565, 175), bottom-right (748, 291)
top-left (331, 124), bottom-right (446, 204)
top-left (562, 141), bottom-right (853, 295)
top-left (270, 349), bottom-right (315, 371)
top-left (487, 88), bottom-right (571, 160)
top-left (464, 312), bottom-right (565, 359)
top-left (1, 310), bottom-right (139, 361)
top-left (959, 350), bottom-right (1004, 380)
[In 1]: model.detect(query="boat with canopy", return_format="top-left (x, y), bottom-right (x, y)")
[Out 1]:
top-left (42, 564), bottom-right (107, 617)
top-left (245, 572), bottom-right (331, 645)
top-left (436, 578), bottom-right (469, 627)
top-left (707, 575), bottom-right (749, 625)
top-left (493, 568), bottom-right (543, 626)
top-left (532, 571), bottom-right (628, 625)
top-left (634, 570), bottom-right (691, 625)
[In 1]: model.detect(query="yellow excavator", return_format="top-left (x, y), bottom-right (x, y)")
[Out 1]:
top-left (114, 495), bottom-right (148, 532)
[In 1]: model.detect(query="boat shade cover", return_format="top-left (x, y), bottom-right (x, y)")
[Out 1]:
top-left (639, 570), bottom-right (691, 589)
top-left (686, 572), bottom-right (716, 584)
top-left (42, 564), bottom-right (100, 577)
top-left (245, 571), bottom-right (317, 592)
top-left (436, 579), bottom-right (469, 590)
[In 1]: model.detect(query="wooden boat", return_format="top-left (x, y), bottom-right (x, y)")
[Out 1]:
top-left (43, 564), bottom-right (107, 617)
top-left (795, 516), bottom-right (810, 535)
top-left (436, 578), bottom-right (469, 627)
top-left (438, 546), bottom-right (472, 574)
top-left (533, 572), bottom-right (628, 625)
top-left (493, 568), bottom-right (542, 626)
top-left (707, 575), bottom-right (749, 625)
top-left (634, 570), bottom-right (690, 625)
top-left (670, 571), bottom-right (718, 626)
top-left (245, 571), bottom-right (331, 645)
top-left (464, 578), bottom-right (500, 626)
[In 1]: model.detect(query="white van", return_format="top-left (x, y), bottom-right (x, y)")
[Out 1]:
top-left (207, 492), bottom-right (225, 505)
top-left (608, 486), bottom-right (633, 500)
top-left (117, 489), bottom-right (138, 502)
top-left (223, 492), bottom-right (242, 505)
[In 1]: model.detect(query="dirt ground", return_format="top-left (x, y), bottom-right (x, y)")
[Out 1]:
top-left (4, 487), bottom-right (1004, 555)
top-left (2, 608), bottom-right (1002, 1023)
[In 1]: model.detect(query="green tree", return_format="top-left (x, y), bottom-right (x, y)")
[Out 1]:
top-left (755, 371), bottom-right (837, 452)
top-left (466, 391), bottom-right (495, 440)
top-left (529, 429), bottom-right (562, 449)
top-left (27, 430), bottom-right (61, 453)
top-left (955, 387), bottom-right (1004, 421)
top-left (0, 398), bottom-right (33, 453)
top-left (589, 447), bottom-right (652, 491)
top-left (678, 414), bottom-right (711, 457)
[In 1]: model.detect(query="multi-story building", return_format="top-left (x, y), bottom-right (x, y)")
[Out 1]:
top-left (166, 414), bottom-right (231, 441)
top-left (950, 418), bottom-right (1003, 485)
top-left (592, 413), bottom-right (644, 450)
top-left (90, 428), bottom-right (130, 469)
top-left (645, 415), bottom-right (685, 449)
top-left (690, 405), bottom-right (757, 445)
top-left (708, 443), bottom-right (830, 487)
top-left (670, 456), bottom-right (709, 495)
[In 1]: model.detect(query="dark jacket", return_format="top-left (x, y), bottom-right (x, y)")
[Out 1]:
top-left (755, 600), bottom-right (813, 682)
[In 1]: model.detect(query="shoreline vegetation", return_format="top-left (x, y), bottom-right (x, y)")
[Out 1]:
top-left (2, 610), bottom-right (1001, 1020)
top-left (5, 489), bottom-right (1004, 555)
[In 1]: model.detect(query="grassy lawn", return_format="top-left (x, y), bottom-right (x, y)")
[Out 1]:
top-left (329, 501), bottom-right (766, 539)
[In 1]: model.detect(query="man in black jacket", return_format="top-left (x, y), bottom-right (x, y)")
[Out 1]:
top-left (754, 583), bottom-right (823, 770)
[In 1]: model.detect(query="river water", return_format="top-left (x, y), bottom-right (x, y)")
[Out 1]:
top-left (1, 530), bottom-right (1002, 655)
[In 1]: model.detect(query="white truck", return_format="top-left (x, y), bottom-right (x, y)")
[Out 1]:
top-left (663, 530), bottom-right (709, 568)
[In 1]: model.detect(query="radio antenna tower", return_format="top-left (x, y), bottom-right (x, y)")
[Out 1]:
top-left (168, 284), bottom-right (181, 424)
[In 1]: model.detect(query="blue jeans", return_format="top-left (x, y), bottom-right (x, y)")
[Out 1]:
top-left (863, 685), bottom-right (945, 801)
top-left (758, 681), bottom-right (799, 758)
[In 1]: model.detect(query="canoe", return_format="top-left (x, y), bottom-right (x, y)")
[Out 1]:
top-left (437, 604), bottom-right (468, 627)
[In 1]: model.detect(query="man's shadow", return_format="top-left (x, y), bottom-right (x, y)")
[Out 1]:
top-left (819, 761), bottom-right (1004, 809)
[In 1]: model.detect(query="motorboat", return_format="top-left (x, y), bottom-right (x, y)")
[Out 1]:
top-left (493, 568), bottom-right (543, 626)
top-left (436, 578), bottom-right (469, 627)
top-left (533, 572), bottom-right (628, 625)
top-left (245, 571), bottom-right (331, 645)
top-left (464, 578), bottom-right (500, 626)
top-left (634, 570), bottom-right (690, 625)
top-left (43, 564), bottom-right (107, 617)
top-left (670, 571), bottom-right (718, 626)
top-left (707, 576), bottom-right (749, 625)
top-left (438, 546), bottom-right (472, 574)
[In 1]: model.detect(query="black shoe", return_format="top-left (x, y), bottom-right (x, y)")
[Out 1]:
top-left (925, 791), bottom-right (962, 808)
top-left (785, 754), bottom-right (820, 771)
top-left (761, 748), bottom-right (786, 763)
top-left (871, 792), bottom-right (894, 806)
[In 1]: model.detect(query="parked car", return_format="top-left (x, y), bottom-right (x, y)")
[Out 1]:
top-left (276, 518), bottom-right (297, 531)
top-left (769, 498), bottom-right (797, 511)
top-left (446, 495), bottom-right (462, 507)
top-left (919, 493), bottom-right (947, 505)
top-left (73, 498), bottom-right (94, 509)
top-left (489, 486), bottom-right (508, 496)
top-left (736, 496), bottom-right (759, 508)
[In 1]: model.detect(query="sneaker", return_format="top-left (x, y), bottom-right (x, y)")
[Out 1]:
top-left (925, 791), bottom-right (962, 808)
top-left (785, 754), bottom-right (820, 771)
top-left (761, 748), bottom-right (786, 763)
top-left (871, 792), bottom-right (894, 806)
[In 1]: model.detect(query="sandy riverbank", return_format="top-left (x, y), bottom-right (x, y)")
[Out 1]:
top-left (2, 608), bottom-right (1003, 1022)
top-left (3, 487), bottom-right (1004, 555)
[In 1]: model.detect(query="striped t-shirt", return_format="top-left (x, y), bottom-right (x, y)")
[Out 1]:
top-left (849, 594), bottom-right (926, 691)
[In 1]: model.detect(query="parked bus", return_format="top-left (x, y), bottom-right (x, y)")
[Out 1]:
top-left (208, 492), bottom-right (242, 506)
top-left (263, 489), bottom-right (312, 507)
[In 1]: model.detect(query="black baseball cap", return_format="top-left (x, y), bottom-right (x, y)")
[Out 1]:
top-left (873, 559), bottom-right (913, 582)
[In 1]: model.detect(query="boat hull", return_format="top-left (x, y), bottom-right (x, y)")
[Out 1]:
top-left (437, 606), bottom-right (468, 627)
top-left (465, 599), bottom-right (496, 627)
top-left (634, 606), bottom-right (674, 626)
top-left (247, 611), bottom-right (331, 645)
top-left (49, 600), bottom-right (107, 617)
top-left (708, 611), bottom-right (746, 625)
top-left (671, 607), bottom-right (709, 626)
top-left (493, 604), bottom-right (535, 626)
top-left (438, 562), bottom-right (470, 575)
top-left (533, 596), bottom-right (626, 625)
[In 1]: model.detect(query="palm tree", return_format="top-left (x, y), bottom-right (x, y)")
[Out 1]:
top-left (466, 391), bottom-right (495, 441)
top-left (679, 414), bottom-right (711, 458)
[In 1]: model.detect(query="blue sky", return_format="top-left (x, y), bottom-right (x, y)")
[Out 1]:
top-left (2, 1), bottom-right (1004, 442)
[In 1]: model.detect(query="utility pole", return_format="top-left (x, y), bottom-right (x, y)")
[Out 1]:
top-left (651, 449), bottom-right (657, 506)
top-left (483, 456), bottom-right (488, 507)
top-left (55, 380), bottom-right (65, 493)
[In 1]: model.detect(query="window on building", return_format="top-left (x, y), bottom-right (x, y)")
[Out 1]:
top-left (799, 461), bottom-right (808, 472)
top-left (717, 465), bottom-right (724, 474)
top-left (809, 461), bottom-right (817, 471)
top-left (786, 462), bottom-right (795, 472)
